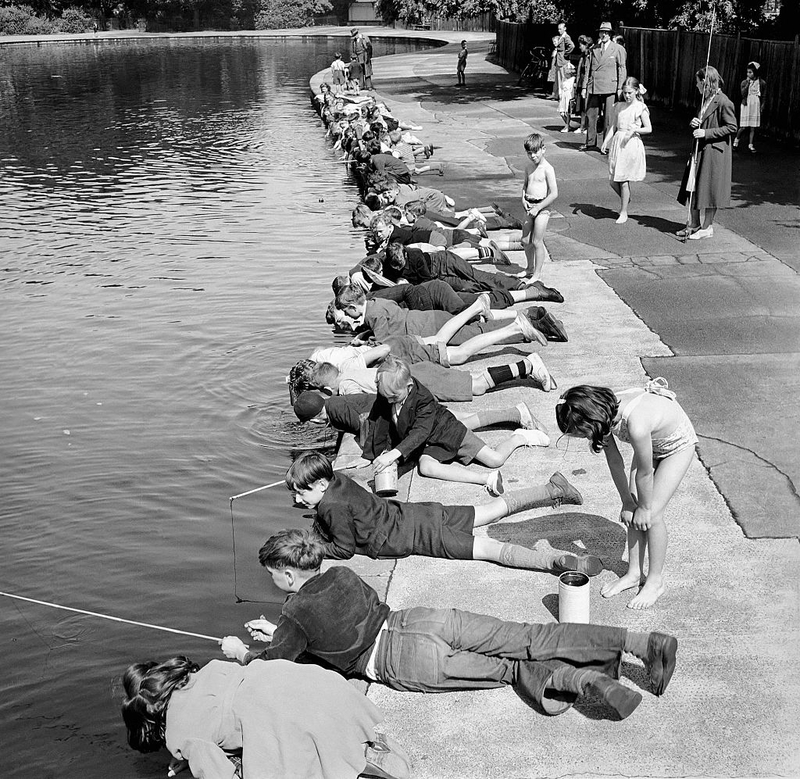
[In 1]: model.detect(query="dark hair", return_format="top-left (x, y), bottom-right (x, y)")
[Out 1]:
top-left (121, 656), bottom-right (199, 753)
top-left (555, 385), bottom-right (619, 453)
top-left (361, 253), bottom-right (383, 273)
top-left (578, 34), bottom-right (593, 47)
top-left (364, 192), bottom-right (382, 211)
top-left (258, 528), bottom-right (326, 571)
top-left (287, 359), bottom-right (316, 405)
top-left (523, 132), bottom-right (545, 153)
top-left (384, 241), bottom-right (406, 272)
top-left (746, 61), bottom-right (760, 77)
top-left (285, 450), bottom-right (334, 491)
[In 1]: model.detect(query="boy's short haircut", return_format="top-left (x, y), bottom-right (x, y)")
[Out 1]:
top-left (293, 390), bottom-right (326, 422)
top-left (376, 355), bottom-right (412, 396)
top-left (524, 132), bottom-right (545, 153)
top-left (258, 528), bottom-right (326, 571)
top-left (364, 192), bottom-right (382, 211)
top-left (352, 203), bottom-right (373, 228)
top-left (384, 242), bottom-right (406, 272)
top-left (388, 129), bottom-right (402, 143)
top-left (335, 283), bottom-right (366, 311)
top-left (361, 253), bottom-right (384, 273)
top-left (310, 362), bottom-right (339, 389)
top-left (403, 200), bottom-right (427, 218)
top-left (461, 40), bottom-right (467, 45)
top-left (383, 205), bottom-right (403, 223)
top-left (285, 450), bottom-right (335, 491)
top-left (369, 213), bottom-right (391, 232)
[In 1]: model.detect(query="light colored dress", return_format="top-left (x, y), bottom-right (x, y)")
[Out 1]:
top-left (739, 79), bottom-right (761, 127)
top-left (559, 75), bottom-right (576, 113)
top-left (608, 100), bottom-right (648, 182)
top-left (165, 659), bottom-right (382, 779)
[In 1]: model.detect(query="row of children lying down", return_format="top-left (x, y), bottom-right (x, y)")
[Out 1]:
top-left (122, 463), bottom-right (680, 779)
top-left (119, 89), bottom-right (697, 779)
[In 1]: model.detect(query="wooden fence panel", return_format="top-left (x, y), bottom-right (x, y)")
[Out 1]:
top-left (615, 26), bottom-right (798, 142)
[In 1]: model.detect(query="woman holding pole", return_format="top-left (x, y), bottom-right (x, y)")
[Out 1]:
top-left (676, 66), bottom-right (737, 240)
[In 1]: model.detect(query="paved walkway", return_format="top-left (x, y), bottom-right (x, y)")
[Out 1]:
top-left (322, 30), bottom-right (799, 779)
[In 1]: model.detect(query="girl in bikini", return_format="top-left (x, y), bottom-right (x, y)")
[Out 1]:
top-left (556, 378), bottom-right (697, 609)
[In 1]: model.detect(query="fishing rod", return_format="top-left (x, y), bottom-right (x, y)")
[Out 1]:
top-left (684, 1), bottom-right (717, 243)
top-left (0, 591), bottom-right (222, 642)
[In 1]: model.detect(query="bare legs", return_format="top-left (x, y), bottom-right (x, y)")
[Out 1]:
top-left (601, 446), bottom-right (695, 609)
top-left (521, 211), bottom-right (550, 280)
top-left (444, 317), bottom-right (539, 365)
top-left (610, 180), bottom-right (630, 224)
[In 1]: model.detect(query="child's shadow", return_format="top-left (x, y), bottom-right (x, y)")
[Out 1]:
top-left (631, 213), bottom-right (686, 235)
top-left (488, 510), bottom-right (626, 577)
top-left (569, 203), bottom-right (619, 221)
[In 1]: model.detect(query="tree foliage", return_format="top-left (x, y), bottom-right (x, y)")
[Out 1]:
top-left (255, 0), bottom-right (331, 28)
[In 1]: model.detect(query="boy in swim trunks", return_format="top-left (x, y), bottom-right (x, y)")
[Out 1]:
top-left (521, 133), bottom-right (558, 282)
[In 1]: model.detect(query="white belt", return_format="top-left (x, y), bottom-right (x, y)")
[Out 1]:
top-left (364, 620), bottom-right (388, 681)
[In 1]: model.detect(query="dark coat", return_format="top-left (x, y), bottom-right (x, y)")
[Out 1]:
top-left (678, 91), bottom-right (737, 210)
top-left (364, 378), bottom-right (466, 463)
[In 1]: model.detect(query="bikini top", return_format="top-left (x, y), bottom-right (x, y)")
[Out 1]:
top-left (612, 377), bottom-right (676, 443)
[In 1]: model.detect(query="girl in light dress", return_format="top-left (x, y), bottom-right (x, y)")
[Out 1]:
top-left (600, 77), bottom-right (652, 224)
top-left (734, 61), bottom-right (766, 153)
top-left (556, 378), bottom-right (698, 610)
top-left (558, 63), bottom-right (577, 132)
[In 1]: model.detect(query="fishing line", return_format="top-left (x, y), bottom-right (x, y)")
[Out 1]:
top-left (684, 0), bottom-right (717, 241)
top-left (0, 592), bottom-right (222, 642)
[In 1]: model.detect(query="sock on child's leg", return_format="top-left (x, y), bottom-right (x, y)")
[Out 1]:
top-left (483, 361), bottom-right (531, 389)
top-left (498, 542), bottom-right (557, 571)
top-left (622, 630), bottom-right (650, 660)
top-left (549, 665), bottom-right (604, 695)
top-left (501, 484), bottom-right (554, 514)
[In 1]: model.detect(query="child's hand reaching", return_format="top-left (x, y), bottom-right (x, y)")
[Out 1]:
top-left (619, 508), bottom-right (634, 526)
top-left (374, 449), bottom-right (401, 473)
top-left (245, 616), bottom-right (277, 642)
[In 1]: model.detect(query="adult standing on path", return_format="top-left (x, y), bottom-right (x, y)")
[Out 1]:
top-left (351, 28), bottom-right (373, 90)
top-left (677, 65), bottom-right (737, 240)
top-left (551, 21), bottom-right (575, 100)
top-left (582, 21), bottom-right (627, 152)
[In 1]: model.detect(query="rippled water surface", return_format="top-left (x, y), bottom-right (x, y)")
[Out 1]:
top-left (0, 35), bottom-right (426, 777)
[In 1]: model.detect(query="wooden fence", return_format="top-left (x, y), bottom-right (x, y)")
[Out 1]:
top-left (495, 20), bottom-right (800, 143)
top-left (623, 27), bottom-right (799, 143)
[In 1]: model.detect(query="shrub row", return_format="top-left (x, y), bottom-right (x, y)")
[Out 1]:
top-left (0, 5), bottom-right (94, 35)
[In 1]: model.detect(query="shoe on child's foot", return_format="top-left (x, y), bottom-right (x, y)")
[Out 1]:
top-left (476, 292), bottom-right (492, 321)
top-left (560, 127), bottom-right (570, 133)
top-left (485, 469), bottom-right (504, 496)
top-left (514, 428), bottom-right (550, 447)
top-left (748, 144), bottom-right (756, 153)
top-left (547, 471), bottom-right (583, 507)
top-left (515, 401), bottom-right (548, 432)
top-left (488, 240), bottom-right (512, 265)
top-left (514, 312), bottom-right (548, 346)
top-left (524, 353), bottom-right (556, 391)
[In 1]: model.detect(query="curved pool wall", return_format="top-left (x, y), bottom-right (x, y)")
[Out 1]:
top-left (0, 32), bottom-right (438, 778)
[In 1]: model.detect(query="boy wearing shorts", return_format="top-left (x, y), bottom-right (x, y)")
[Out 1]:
top-left (520, 132), bottom-right (558, 282)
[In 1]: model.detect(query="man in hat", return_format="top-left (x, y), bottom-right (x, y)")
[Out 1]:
top-left (581, 21), bottom-right (626, 151)
top-left (351, 27), bottom-right (373, 90)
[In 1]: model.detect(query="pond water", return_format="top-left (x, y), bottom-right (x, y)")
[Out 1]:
top-left (0, 35), bottom-right (430, 777)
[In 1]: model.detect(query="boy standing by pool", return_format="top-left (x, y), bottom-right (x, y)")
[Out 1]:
top-left (456, 40), bottom-right (468, 87)
top-left (520, 132), bottom-right (558, 283)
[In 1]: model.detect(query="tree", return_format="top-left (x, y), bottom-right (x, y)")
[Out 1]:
top-left (255, 0), bottom-right (331, 27)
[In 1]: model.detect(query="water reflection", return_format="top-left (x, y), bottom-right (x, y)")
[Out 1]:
top-left (0, 35), bottom-right (427, 777)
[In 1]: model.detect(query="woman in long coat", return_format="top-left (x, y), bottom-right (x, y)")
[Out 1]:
top-left (677, 66), bottom-right (737, 240)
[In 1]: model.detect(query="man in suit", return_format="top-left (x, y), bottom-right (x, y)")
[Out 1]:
top-left (582, 21), bottom-right (627, 151)
top-left (351, 28), bottom-right (373, 90)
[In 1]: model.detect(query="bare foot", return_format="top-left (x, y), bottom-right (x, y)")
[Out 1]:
top-left (616, 213), bottom-right (628, 224)
top-left (627, 578), bottom-right (665, 610)
top-left (601, 573), bottom-right (643, 599)
top-left (477, 292), bottom-right (492, 321)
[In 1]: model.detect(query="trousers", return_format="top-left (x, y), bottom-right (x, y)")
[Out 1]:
top-left (374, 607), bottom-right (626, 708)
top-left (586, 92), bottom-right (617, 148)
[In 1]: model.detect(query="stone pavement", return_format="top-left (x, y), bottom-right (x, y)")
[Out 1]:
top-left (316, 29), bottom-right (799, 779)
